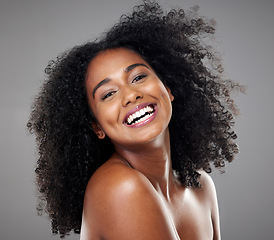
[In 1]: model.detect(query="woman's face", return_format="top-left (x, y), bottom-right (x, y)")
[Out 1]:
top-left (85, 47), bottom-right (173, 149)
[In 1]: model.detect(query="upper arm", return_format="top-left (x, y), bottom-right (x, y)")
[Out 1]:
top-left (81, 167), bottom-right (179, 240)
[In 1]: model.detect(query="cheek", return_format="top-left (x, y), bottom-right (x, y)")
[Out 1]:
top-left (93, 102), bottom-right (120, 130)
top-left (144, 80), bottom-right (166, 95)
top-left (147, 81), bottom-right (171, 104)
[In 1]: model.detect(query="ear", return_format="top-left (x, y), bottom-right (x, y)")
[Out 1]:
top-left (166, 86), bottom-right (174, 102)
top-left (91, 122), bottom-right (106, 139)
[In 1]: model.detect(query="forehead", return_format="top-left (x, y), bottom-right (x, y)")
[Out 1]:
top-left (86, 48), bottom-right (147, 83)
top-left (91, 47), bottom-right (145, 66)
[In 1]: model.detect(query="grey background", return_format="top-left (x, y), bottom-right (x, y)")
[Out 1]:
top-left (1, 0), bottom-right (273, 239)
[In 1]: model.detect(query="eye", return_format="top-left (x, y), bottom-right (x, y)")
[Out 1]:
top-left (132, 74), bottom-right (147, 83)
top-left (102, 91), bottom-right (116, 100)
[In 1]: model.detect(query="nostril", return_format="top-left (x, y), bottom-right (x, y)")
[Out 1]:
top-left (123, 91), bottom-right (143, 106)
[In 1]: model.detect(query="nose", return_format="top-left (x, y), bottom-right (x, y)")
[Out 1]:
top-left (122, 86), bottom-right (143, 107)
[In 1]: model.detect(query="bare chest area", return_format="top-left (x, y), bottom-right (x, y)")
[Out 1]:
top-left (166, 188), bottom-right (213, 240)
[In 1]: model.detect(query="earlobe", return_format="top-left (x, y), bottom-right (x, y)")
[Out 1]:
top-left (92, 122), bottom-right (106, 139)
top-left (166, 87), bottom-right (174, 102)
top-left (97, 130), bottom-right (106, 139)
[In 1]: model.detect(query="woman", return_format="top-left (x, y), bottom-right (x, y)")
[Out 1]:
top-left (28, 1), bottom-right (241, 239)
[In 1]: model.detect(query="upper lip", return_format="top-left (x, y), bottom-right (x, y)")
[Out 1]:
top-left (123, 102), bottom-right (155, 124)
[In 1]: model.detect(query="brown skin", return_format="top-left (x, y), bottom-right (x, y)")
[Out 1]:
top-left (81, 48), bottom-right (221, 240)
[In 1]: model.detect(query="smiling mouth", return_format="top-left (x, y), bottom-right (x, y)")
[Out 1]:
top-left (124, 104), bottom-right (156, 126)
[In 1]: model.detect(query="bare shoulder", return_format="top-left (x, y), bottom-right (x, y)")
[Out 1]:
top-left (198, 169), bottom-right (215, 187)
top-left (195, 170), bottom-right (217, 202)
top-left (196, 170), bottom-right (221, 240)
top-left (82, 157), bottom-right (147, 217)
top-left (84, 157), bottom-right (152, 206)
top-left (81, 157), bottom-right (180, 240)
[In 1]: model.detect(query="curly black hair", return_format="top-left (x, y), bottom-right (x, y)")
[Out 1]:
top-left (28, 0), bottom-right (242, 237)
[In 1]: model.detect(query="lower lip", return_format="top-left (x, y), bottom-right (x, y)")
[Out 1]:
top-left (125, 106), bottom-right (157, 128)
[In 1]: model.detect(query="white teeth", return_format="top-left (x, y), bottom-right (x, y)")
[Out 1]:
top-left (126, 105), bottom-right (155, 125)
top-left (135, 113), bottom-right (151, 124)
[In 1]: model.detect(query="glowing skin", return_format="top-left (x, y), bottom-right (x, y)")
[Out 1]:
top-left (81, 48), bottom-right (221, 240)
top-left (86, 48), bottom-right (174, 151)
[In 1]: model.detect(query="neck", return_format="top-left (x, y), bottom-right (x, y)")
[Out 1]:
top-left (114, 129), bottom-right (175, 200)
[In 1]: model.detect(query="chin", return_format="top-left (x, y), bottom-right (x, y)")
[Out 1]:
top-left (132, 124), bottom-right (169, 146)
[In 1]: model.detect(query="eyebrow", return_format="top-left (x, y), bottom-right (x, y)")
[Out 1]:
top-left (125, 63), bottom-right (149, 72)
top-left (92, 78), bottom-right (111, 98)
top-left (92, 63), bottom-right (149, 98)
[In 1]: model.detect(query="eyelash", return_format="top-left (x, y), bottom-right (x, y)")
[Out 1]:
top-left (101, 74), bottom-right (147, 100)
top-left (132, 74), bottom-right (147, 83)
top-left (102, 91), bottom-right (116, 100)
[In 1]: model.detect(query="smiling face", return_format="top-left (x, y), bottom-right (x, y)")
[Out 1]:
top-left (85, 48), bottom-right (173, 149)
